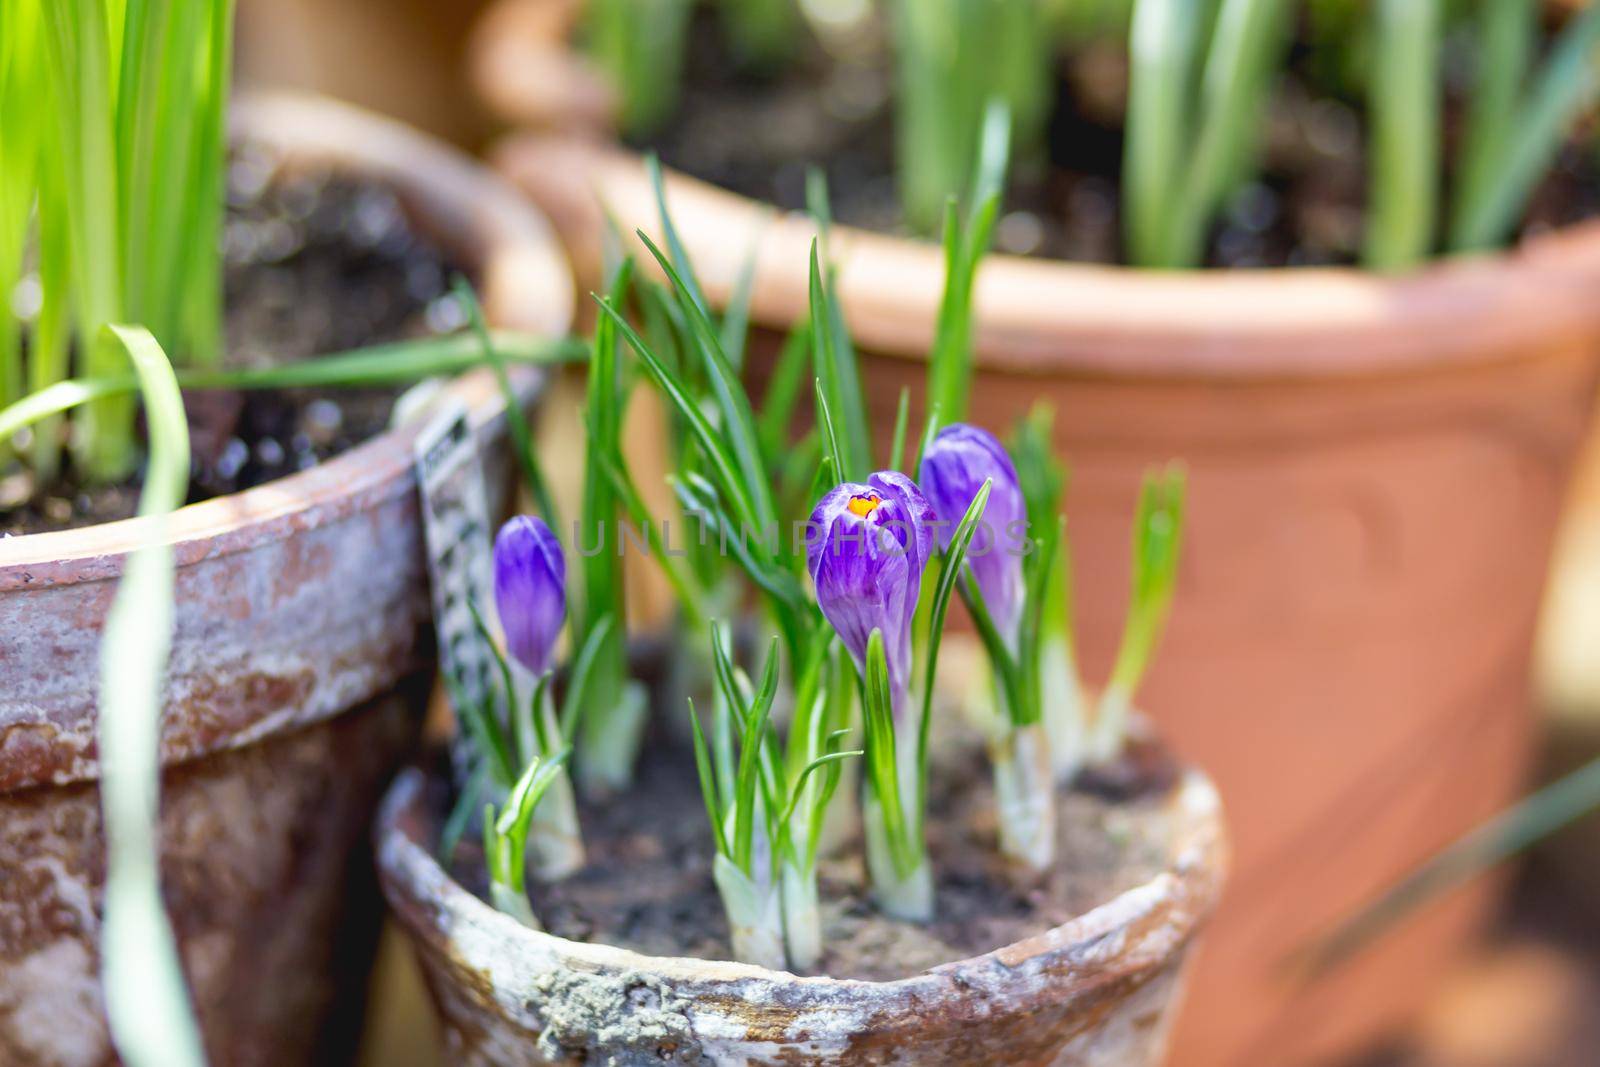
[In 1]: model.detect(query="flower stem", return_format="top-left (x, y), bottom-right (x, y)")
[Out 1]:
top-left (1364, 0), bottom-right (1442, 271)
top-left (489, 882), bottom-right (541, 930)
top-left (527, 770), bottom-right (585, 881)
top-left (524, 687), bottom-right (585, 880)
top-left (814, 750), bottom-right (860, 857)
top-left (577, 678), bottom-right (648, 799)
top-left (1090, 684), bottom-right (1134, 764)
top-left (780, 861), bottom-right (823, 972)
top-left (865, 788), bottom-right (933, 923)
top-left (992, 722), bottom-right (1056, 872)
top-left (1041, 634), bottom-right (1089, 782)
top-left (713, 853), bottom-right (786, 970)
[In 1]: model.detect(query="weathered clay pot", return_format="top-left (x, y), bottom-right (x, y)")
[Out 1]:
top-left (376, 747), bottom-right (1226, 1066)
top-left (479, 127), bottom-right (1600, 1066)
top-left (0, 93), bottom-right (572, 1067)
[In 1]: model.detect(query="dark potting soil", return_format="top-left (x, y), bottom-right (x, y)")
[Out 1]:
top-left (0, 141), bottom-right (464, 537)
top-left (446, 721), bottom-right (1180, 981)
top-left (644, 12), bottom-right (1600, 269)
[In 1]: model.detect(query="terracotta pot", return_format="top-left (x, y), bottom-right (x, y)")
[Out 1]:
top-left (236, 0), bottom-right (500, 147)
top-left (376, 745), bottom-right (1225, 1066)
top-left (0, 93), bottom-right (572, 1067)
top-left (479, 124), bottom-right (1600, 1066)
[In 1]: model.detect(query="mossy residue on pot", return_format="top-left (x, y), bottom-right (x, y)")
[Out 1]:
top-left (524, 969), bottom-right (710, 1065)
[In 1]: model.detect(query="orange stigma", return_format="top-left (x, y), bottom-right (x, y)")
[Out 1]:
top-left (847, 494), bottom-right (883, 519)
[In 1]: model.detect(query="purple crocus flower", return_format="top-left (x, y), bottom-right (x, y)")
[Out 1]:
top-left (918, 424), bottom-right (1027, 648)
top-left (493, 515), bottom-right (566, 675)
top-left (806, 472), bottom-right (934, 705)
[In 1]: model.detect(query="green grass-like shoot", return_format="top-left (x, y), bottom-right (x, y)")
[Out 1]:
top-left (718, 0), bottom-right (801, 70)
top-left (94, 324), bottom-right (204, 1067)
top-left (28, 0), bottom-right (235, 483)
top-left (1124, 0), bottom-right (1290, 269)
top-left (1095, 464), bottom-right (1186, 757)
top-left (1450, 1), bottom-right (1600, 253)
top-left (1363, 0), bottom-right (1442, 271)
top-left (892, 0), bottom-right (1049, 235)
top-left (585, 0), bottom-right (693, 135)
top-left (483, 751), bottom-right (573, 927)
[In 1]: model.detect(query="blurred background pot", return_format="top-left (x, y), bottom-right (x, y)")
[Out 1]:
top-left (375, 746), bottom-right (1225, 1066)
top-left (0, 94), bottom-right (571, 1067)
top-left (485, 131), bottom-right (1600, 1067)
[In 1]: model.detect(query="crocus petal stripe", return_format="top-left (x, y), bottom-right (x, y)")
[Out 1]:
top-left (807, 473), bottom-right (934, 701)
top-left (919, 424), bottom-right (1027, 646)
top-left (493, 515), bottom-right (567, 675)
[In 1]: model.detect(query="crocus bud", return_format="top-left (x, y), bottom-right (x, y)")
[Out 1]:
top-left (493, 515), bottom-right (566, 675)
top-left (806, 471), bottom-right (934, 702)
top-left (918, 424), bottom-right (1027, 647)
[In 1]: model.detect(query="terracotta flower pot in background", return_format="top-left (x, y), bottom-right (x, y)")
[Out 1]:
top-left (376, 740), bottom-right (1226, 1066)
top-left (483, 128), bottom-right (1600, 1067)
top-left (0, 94), bottom-right (571, 1067)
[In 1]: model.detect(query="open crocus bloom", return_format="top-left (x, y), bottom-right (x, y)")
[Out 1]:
top-left (918, 423), bottom-right (1028, 648)
top-left (806, 471), bottom-right (934, 705)
top-left (493, 515), bottom-right (567, 675)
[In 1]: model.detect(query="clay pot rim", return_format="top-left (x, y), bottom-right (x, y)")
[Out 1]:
top-left (0, 92), bottom-right (574, 583)
top-left (489, 130), bottom-right (1600, 383)
top-left (376, 746), bottom-right (1227, 1008)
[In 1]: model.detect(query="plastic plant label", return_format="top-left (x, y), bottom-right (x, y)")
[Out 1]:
top-left (413, 399), bottom-right (498, 716)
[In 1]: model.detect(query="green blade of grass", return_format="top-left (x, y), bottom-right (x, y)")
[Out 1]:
top-left (178, 0), bottom-right (234, 366)
top-left (437, 763), bottom-right (488, 863)
top-left (132, 0), bottom-right (209, 352)
top-left (29, 145), bottom-right (75, 483)
top-left (1296, 751), bottom-right (1600, 979)
top-left (0, 0), bottom-right (46, 413)
top-left (645, 154), bottom-right (709, 316)
top-left (756, 317), bottom-right (811, 467)
top-left (0, 332), bottom-right (584, 446)
top-left (919, 480), bottom-right (994, 813)
top-left (718, 0), bottom-right (799, 69)
top-left (597, 295), bottom-right (765, 541)
top-left (558, 614), bottom-right (616, 744)
top-left (44, 0), bottom-right (135, 480)
top-left (1017, 514), bottom-right (1065, 717)
top-left (1450, 2), bottom-right (1600, 253)
top-left (804, 176), bottom-right (872, 480)
top-left (1124, 0), bottom-right (1202, 267)
top-left (719, 225), bottom-right (763, 372)
top-left (886, 386), bottom-right (911, 473)
top-left (592, 443), bottom-right (706, 623)
top-left (493, 749), bottom-right (571, 895)
top-left (585, 0), bottom-right (692, 135)
top-left (688, 698), bottom-right (730, 858)
top-left (1364, 0), bottom-right (1442, 271)
top-left (445, 672), bottom-right (517, 789)
top-left (807, 242), bottom-right (867, 482)
top-left (635, 229), bottom-right (779, 532)
top-left (1452, 0), bottom-right (1535, 252)
top-left (861, 629), bottom-right (915, 876)
top-left (1164, 0), bottom-right (1290, 268)
top-left (731, 635), bottom-right (782, 873)
top-left (813, 380), bottom-right (847, 491)
top-left (466, 594), bottom-right (536, 763)
top-left (1108, 465), bottom-right (1187, 698)
top-left (926, 102), bottom-right (1007, 426)
top-left (456, 277), bottom-right (562, 527)
top-left (95, 324), bottom-right (204, 1067)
